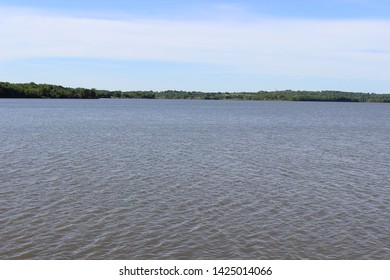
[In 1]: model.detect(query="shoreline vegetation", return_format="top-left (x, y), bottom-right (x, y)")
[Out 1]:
top-left (1, 81), bottom-right (390, 102)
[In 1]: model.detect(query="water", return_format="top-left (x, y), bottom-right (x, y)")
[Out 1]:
top-left (1, 99), bottom-right (389, 259)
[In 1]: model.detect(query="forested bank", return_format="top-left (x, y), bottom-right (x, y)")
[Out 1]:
top-left (1, 82), bottom-right (389, 102)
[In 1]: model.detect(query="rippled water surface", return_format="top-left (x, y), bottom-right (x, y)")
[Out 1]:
top-left (1, 99), bottom-right (389, 259)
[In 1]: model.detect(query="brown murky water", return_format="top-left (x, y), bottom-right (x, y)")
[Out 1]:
top-left (1, 99), bottom-right (389, 259)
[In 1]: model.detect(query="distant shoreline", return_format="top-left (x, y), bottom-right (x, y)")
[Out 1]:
top-left (1, 82), bottom-right (389, 102)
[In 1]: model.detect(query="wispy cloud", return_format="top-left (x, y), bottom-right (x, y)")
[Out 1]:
top-left (1, 6), bottom-right (390, 81)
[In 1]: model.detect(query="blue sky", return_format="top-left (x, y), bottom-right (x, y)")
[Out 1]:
top-left (1, 0), bottom-right (390, 92)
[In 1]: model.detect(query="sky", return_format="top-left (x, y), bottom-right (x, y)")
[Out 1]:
top-left (1, 0), bottom-right (390, 92)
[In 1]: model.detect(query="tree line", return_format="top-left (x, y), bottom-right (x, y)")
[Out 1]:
top-left (1, 82), bottom-right (389, 102)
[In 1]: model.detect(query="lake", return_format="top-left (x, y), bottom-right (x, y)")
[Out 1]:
top-left (1, 99), bottom-right (389, 259)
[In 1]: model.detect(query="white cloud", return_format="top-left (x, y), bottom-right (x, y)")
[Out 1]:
top-left (1, 6), bottom-right (390, 81)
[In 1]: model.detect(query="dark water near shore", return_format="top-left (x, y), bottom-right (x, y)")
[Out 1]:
top-left (1, 99), bottom-right (389, 259)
